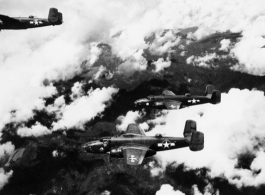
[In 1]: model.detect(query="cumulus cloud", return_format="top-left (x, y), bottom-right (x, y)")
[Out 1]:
top-left (0, 142), bottom-right (15, 158)
top-left (118, 49), bottom-right (147, 75)
top-left (0, 169), bottom-right (13, 190)
top-left (219, 39), bottom-right (231, 51)
top-left (156, 184), bottom-right (185, 195)
top-left (149, 30), bottom-right (181, 55)
top-left (93, 65), bottom-right (107, 80)
top-left (116, 111), bottom-right (141, 131)
top-left (88, 42), bottom-right (102, 65)
top-left (17, 122), bottom-right (51, 137)
top-left (71, 82), bottom-right (84, 99)
top-left (186, 53), bottom-right (219, 67)
top-left (148, 89), bottom-right (265, 187)
top-left (152, 58), bottom-right (171, 72)
top-left (155, 184), bottom-right (216, 195)
top-left (52, 87), bottom-right (118, 130)
top-left (2, 0), bottom-right (265, 136)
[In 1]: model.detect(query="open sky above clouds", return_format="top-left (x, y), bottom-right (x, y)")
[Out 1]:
top-left (1, 0), bottom-right (265, 191)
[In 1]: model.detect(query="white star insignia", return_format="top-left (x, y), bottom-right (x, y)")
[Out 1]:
top-left (162, 140), bottom-right (171, 148)
top-left (33, 20), bottom-right (42, 25)
top-left (188, 99), bottom-right (200, 104)
top-left (192, 99), bottom-right (197, 104)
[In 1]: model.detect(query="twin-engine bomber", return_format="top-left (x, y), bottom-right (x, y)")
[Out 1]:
top-left (134, 84), bottom-right (221, 111)
top-left (0, 8), bottom-right (62, 30)
top-left (82, 120), bottom-right (204, 165)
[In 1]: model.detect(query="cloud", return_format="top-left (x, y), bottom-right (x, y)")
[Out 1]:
top-left (17, 122), bottom-right (51, 137)
top-left (116, 111), bottom-right (141, 131)
top-left (148, 89), bottom-right (265, 187)
top-left (52, 87), bottom-right (118, 130)
top-left (186, 53), bottom-right (218, 67)
top-left (219, 39), bottom-right (231, 52)
top-left (152, 58), bottom-right (171, 72)
top-left (93, 66), bottom-right (107, 80)
top-left (0, 142), bottom-right (15, 158)
top-left (155, 184), bottom-right (217, 195)
top-left (71, 82), bottom-right (84, 99)
top-left (149, 30), bottom-right (181, 55)
top-left (0, 169), bottom-right (13, 190)
top-left (118, 49), bottom-right (147, 75)
top-left (156, 184), bottom-right (185, 195)
top-left (88, 43), bottom-right (102, 65)
top-left (2, 0), bottom-right (265, 136)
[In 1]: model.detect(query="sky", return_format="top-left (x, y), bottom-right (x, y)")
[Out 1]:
top-left (1, 0), bottom-right (265, 192)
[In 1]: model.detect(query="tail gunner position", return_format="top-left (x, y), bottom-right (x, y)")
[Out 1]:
top-left (134, 85), bottom-right (221, 111)
top-left (0, 8), bottom-right (62, 30)
top-left (82, 120), bottom-right (204, 165)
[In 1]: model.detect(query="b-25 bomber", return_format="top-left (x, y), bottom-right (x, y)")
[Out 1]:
top-left (134, 85), bottom-right (221, 111)
top-left (82, 120), bottom-right (203, 165)
top-left (0, 8), bottom-right (62, 30)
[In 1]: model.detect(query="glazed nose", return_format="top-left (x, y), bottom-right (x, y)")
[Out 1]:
top-left (82, 143), bottom-right (92, 151)
top-left (134, 100), bottom-right (140, 106)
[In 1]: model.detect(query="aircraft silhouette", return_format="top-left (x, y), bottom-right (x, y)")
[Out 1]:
top-left (134, 84), bottom-right (221, 111)
top-left (82, 120), bottom-right (203, 165)
top-left (0, 8), bottom-right (62, 30)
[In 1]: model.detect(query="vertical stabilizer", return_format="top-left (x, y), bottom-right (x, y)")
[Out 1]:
top-left (183, 120), bottom-right (204, 151)
top-left (48, 8), bottom-right (63, 24)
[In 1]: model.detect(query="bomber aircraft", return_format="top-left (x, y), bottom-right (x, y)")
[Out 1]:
top-left (134, 85), bottom-right (221, 111)
top-left (0, 8), bottom-right (62, 30)
top-left (82, 120), bottom-right (203, 165)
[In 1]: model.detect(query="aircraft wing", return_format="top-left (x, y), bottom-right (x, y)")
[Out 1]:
top-left (164, 100), bottom-right (182, 110)
top-left (125, 124), bottom-right (146, 136)
top-left (123, 146), bottom-right (149, 165)
top-left (0, 15), bottom-right (20, 24)
top-left (162, 90), bottom-right (176, 96)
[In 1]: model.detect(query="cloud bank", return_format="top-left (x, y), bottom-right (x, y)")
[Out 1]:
top-left (52, 87), bottom-right (118, 130)
top-left (1, 0), bottom-right (265, 133)
top-left (147, 89), bottom-right (265, 187)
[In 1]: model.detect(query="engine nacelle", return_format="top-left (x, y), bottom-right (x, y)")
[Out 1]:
top-left (145, 149), bottom-right (156, 158)
top-left (0, 19), bottom-right (3, 27)
top-left (189, 131), bottom-right (204, 151)
top-left (110, 148), bottom-right (123, 158)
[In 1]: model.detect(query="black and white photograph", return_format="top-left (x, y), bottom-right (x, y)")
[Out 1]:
top-left (0, 0), bottom-right (265, 194)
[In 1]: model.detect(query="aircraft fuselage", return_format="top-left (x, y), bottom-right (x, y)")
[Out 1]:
top-left (0, 16), bottom-right (62, 30)
top-left (82, 135), bottom-right (189, 158)
top-left (135, 95), bottom-right (213, 109)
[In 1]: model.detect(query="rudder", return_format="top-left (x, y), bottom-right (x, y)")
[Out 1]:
top-left (190, 131), bottom-right (204, 151)
top-left (205, 84), bottom-right (215, 97)
top-left (183, 120), bottom-right (204, 151)
top-left (48, 8), bottom-right (63, 23)
top-left (183, 120), bottom-right (196, 137)
top-left (211, 90), bottom-right (221, 104)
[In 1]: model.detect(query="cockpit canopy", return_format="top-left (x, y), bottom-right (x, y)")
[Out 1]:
top-left (137, 98), bottom-right (149, 102)
top-left (155, 133), bottom-right (163, 138)
top-left (147, 96), bottom-right (155, 101)
top-left (29, 15), bottom-right (34, 18)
